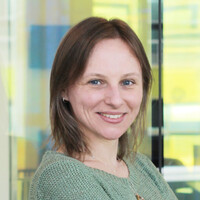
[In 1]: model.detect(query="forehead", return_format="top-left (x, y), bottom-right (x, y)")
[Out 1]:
top-left (83, 38), bottom-right (142, 76)
top-left (90, 38), bottom-right (134, 58)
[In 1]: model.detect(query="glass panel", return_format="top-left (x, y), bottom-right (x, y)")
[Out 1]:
top-left (0, 0), bottom-right (152, 199)
top-left (163, 1), bottom-right (200, 199)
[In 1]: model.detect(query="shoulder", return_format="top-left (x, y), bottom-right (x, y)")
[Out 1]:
top-left (126, 152), bottom-right (178, 200)
top-left (134, 152), bottom-right (155, 169)
top-left (125, 152), bottom-right (153, 169)
top-left (29, 151), bottom-right (94, 200)
top-left (31, 151), bottom-right (89, 181)
top-left (129, 152), bottom-right (164, 185)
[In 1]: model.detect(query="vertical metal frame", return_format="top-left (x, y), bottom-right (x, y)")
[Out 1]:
top-left (158, 0), bottom-right (163, 173)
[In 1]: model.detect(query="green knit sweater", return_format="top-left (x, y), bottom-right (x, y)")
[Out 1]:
top-left (29, 151), bottom-right (177, 200)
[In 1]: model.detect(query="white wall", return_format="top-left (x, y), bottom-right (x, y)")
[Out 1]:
top-left (0, 77), bottom-right (9, 200)
top-left (0, 0), bottom-right (9, 199)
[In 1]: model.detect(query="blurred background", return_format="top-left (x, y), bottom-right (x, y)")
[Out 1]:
top-left (0, 0), bottom-right (200, 199)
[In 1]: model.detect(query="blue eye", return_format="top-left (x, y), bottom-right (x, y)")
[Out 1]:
top-left (89, 80), bottom-right (101, 85)
top-left (122, 80), bottom-right (134, 86)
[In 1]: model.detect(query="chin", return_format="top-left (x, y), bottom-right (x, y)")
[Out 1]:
top-left (100, 129), bottom-right (126, 140)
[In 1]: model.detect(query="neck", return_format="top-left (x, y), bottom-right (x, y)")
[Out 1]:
top-left (82, 138), bottom-right (129, 178)
top-left (84, 139), bottom-right (119, 164)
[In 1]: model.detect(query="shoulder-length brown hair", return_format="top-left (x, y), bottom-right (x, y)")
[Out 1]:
top-left (50, 17), bottom-right (152, 159)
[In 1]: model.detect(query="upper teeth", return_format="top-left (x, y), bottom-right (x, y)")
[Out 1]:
top-left (101, 113), bottom-right (123, 119)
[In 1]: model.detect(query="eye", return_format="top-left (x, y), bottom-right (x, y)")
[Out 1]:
top-left (89, 80), bottom-right (102, 85)
top-left (122, 79), bottom-right (135, 86)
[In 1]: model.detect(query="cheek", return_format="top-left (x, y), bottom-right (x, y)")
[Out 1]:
top-left (137, 91), bottom-right (143, 105)
top-left (126, 90), bottom-right (143, 108)
top-left (70, 91), bottom-right (103, 113)
top-left (85, 91), bottom-right (103, 104)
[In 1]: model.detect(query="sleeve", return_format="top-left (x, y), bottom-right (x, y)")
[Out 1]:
top-left (136, 153), bottom-right (178, 200)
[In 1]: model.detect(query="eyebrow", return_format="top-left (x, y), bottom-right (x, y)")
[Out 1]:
top-left (84, 73), bottom-right (106, 78)
top-left (121, 73), bottom-right (141, 78)
top-left (84, 72), bottom-right (140, 78)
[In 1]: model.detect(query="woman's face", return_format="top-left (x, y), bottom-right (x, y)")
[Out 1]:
top-left (63, 38), bottom-right (143, 143)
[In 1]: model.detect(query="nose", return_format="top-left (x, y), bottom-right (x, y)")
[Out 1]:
top-left (104, 85), bottom-right (123, 108)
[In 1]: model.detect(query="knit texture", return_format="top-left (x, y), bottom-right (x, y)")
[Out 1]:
top-left (29, 151), bottom-right (178, 200)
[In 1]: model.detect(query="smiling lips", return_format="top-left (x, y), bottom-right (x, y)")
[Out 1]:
top-left (97, 112), bottom-right (126, 123)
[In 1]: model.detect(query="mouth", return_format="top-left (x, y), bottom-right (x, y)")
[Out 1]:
top-left (97, 112), bottom-right (126, 123)
top-left (98, 113), bottom-right (123, 119)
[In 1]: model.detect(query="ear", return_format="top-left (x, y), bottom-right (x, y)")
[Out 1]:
top-left (61, 89), bottom-right (69, 101)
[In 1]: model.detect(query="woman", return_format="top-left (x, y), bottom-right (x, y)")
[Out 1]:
top-left (29, 17), bottom-right (177, 200)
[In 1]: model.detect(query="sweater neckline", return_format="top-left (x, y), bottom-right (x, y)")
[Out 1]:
top-left (45, 150), bottom-right (133, 180)
top-left (88, 157), bottom-right (131, 180)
